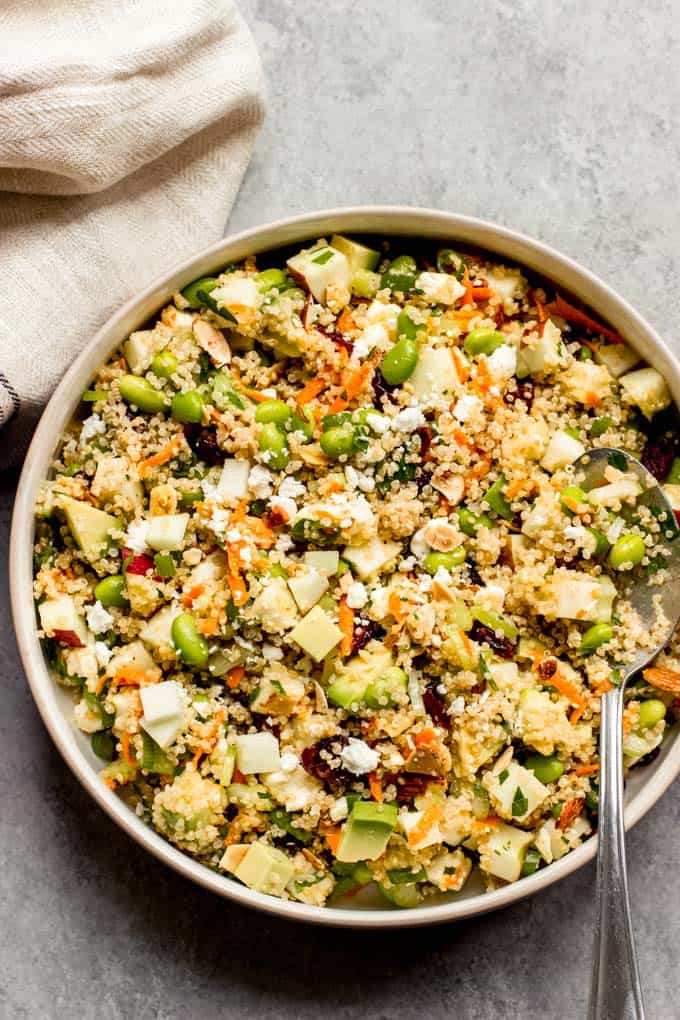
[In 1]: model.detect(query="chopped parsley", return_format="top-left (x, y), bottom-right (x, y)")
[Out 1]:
top-left (512, 787), bottom-right (529, 817)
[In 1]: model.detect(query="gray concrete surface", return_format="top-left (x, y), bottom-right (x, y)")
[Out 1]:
top-left (2, 1), bottom-right (680, 1017)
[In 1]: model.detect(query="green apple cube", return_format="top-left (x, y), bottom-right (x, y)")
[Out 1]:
top-left (289, 606), bottom-right (343, 661)
top-left (336, 801), bottom-right (398, 862)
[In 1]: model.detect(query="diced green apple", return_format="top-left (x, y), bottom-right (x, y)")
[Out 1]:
top-left (286, 245), bottom-right (350, 303)
top-left (619, 366), bottom-right (672, 419)
top-left (286, 568), bottom-right (329, 613)
top-left (235, 732), bottom-right (281, 774)
top-left (342, 536), bottom-right (400, 580)
top-left (336, 801), bottom-right (398, 862)
top-left (58, 495), bottom-right (118, 560)
top-left (289, 605), bottom-right (343, 661)
top-left (146, 513), bottom-right (189, 551)
top-left (409, 345), bottom-right (461, 405)
top-left (330, 234), bottom-right (380, 272)
top-left (478, 823), bottom-right (533, 882)
top-left (594, 342), bottom-right (640, 378)
top-left (539, 430), bottom-right (585, 473)
top-left (221, 841), bottom-right (294, 897)
top-left (38, 595), bottom-right (88, 644)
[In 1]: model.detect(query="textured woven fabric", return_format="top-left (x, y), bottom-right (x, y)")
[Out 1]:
top-left (0, 0), bottom-right (265, 469)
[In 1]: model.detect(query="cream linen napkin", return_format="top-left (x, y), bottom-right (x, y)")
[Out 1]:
top-left (0, 0), bottom-right (265, 470)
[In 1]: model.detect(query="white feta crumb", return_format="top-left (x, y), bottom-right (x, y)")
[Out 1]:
top-left (486, 343), bottom-right (517, 379)
top-left (193, 698), bottom-right (212, 719)
top-left (225, 527), bottom-right (243, 544)
top-left (279, 752), bottom-right (299, 773)
top-left (392, 406), bottom-right (426, 433)
top-left (80, 414), bottom-right (106, 446)
top-left (344, 465), bottom-right (359, 490)
top-left (399, 555), bottom-right (417, 572)
top-left (450, 696), bottom-right (466, 715)
top-left (606, 517), bottom-right (625, 544)
top-left (262, 643), bottom-right (284, 661)
top-left (278, 476), bottom-right (306, 500)
top-left (270, 496), bottom-right (297, 521)
top-left (94, 641), bottom-right (113, 667)
top-left (201, 479), bottom-right (223, 504)
top-left (233, 635), bottom-right (255, 650)
top-left (248, 464), bottom-right (274, 499)
top-left (86, 600), bottom-right (114, 635)
top-left (340, 738), bottom-right (379, 776)
top-left (452, 394), bottom-right (483, 422)
top-left (564, 524), bottom-right (587, 542)
top-left (356, 473), bottom-right (375, 493)
top-left (351, 335), bottom-right (371, 361)
top-left (432, 565), bottom-right (452, 586)
top-left (125, 519), bottom-right (149, 553)
top-left (329, 796), bottom-right (349, 821)
top-left (182, 547), bottom-right (202, 566)
top-left (416, 271), bottom-right (466, 305)
top-left (366, 411), bottom-right (390, 434)
top-left (207, 507), bottom-right (230, 538)
top-left (346, 581), bottom-right (368, 609)
top-left (261, 388), bottom-right (277, 398)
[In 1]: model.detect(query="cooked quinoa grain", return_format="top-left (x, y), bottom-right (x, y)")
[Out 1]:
top-left (33, 235), bottom-right (680, 906)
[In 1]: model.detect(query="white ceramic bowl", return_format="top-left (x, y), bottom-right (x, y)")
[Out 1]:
top-left (11, 206), bottom-right (680, 928)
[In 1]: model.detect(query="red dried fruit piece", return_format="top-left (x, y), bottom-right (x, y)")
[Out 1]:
top-left (349, 618), bottom-right (382, 656)
top-left (51, 629), bottom-right (85, 647)
top-left (505, 380), bottom-right (534, 412)
top-left (185, 425), bottom-right (224, 466)
top-left (557, 797), bottom-right (584, 831)
top-left (641, 436), bottom-right (676, 482)
top-left (423, 685), bottom-right (451, 730)
top-left (470, 621), bottom-right (515, 659)
top-left (301, 736), bottom-right (352, 789)
top-left (263, 509), bottom-right (288, 529)
top-left (122, 548), bottom-right (154, 576)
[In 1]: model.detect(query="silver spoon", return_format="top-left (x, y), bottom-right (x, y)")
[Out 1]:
top-left (573, 447), bottom-right (680, 1020)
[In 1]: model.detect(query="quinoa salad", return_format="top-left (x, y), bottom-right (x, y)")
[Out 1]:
top-left (33, 234), bottom-right (680, 909)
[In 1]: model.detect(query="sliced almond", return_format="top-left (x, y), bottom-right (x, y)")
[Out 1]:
top-left (193, 318), bottom-right (231, 367)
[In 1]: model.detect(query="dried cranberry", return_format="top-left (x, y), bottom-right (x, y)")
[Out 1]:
top-left (372, 368), bottom-right (398, 406)
top-left (184, 425), bottom-right (224, 466)
top-left (300, 294), bottom-right (312, 328)
top-left (416, 426), bottom-right (432, 460)
top-left (52, 629), bottom-right (85, 648)
top-left (494, 304), bottom-right (507, 328)
top-left (316, 323), bottom-right (353, 356)
top-left (465, 562), bottom-right (484, 587)
top-left (263, 509), bottom-right (287, 529)
top-left (423, 684), bottom-right (451, 729)
top-left (505, 380), bottom-right (534, 412)
top-left (122, 548), bottom-right (155, 576)
top-left (537, 656), bottom-right (558, 681)
top-left (470, 621), bottom-right (515, 659)
top-left (350, 618), bottom-right (383, 656)
top-left (415, 464), bottom-right (434, 495)
top-left (301, 736), bottom-right (352, 789)
top-left (641, 435), bottom-right (676, 482)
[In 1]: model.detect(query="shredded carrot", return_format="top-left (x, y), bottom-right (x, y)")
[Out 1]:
top-left (368, 772), bottom-right (383, 803)
top-left (569, 705), bottom-right (585, 725)
top-left (182, 583), bottom-right (205, 608)
top-left (232, 767), bottom-right (246, 784)
top-left (323, 480), bottom-right (345, 495)
top-left (465, 455), bottom-right (492, 482)
top-left (537, 664), bottom-right (587, 711)
top-left (584, 391), bottom-right (602, 408)
top-left (413, 727), bottom-right (438, 747)
top-left (573, 763), bottom-right (600, 777)
top-left (227, 666), bottom-right (246, 690)
top-left (408, 804), bottom-right (444, 847)
top-left (326, 396), bottom-right (349, 416)
top-left (336, 307), bottom-right (356, 333)
top-left (338, 597), bottom-right (355, 657)
top-left (103, 666), bottom-right (159, 694)
top-left (451, 346), bottom-right (470, 383)
top-left (344, 363), bottom-right (372, 401)
top-left (529, 289), bottom-right (548, 335)
top-left (470, 286), bottom-right (493, 301)
top-left (238, 385), bottom-right (271, 403)
top-left (388, 591), bottom-right (407, 622)
top-left (473, 814), bottom-right (501, 831)
top-left (227, 571), bottom-right (249, 607)
top-left (138, 433), bottom-right (183, 479)
top-left (546, 295), bottom-right (622, 343)
top-left (325, 829), bottom-right (341, 855)
top-left (191, 748), bottom-right (205, 770)
top-left (197, 617), bottom-right (219, 636)
top-left (297, 377), bottom-right (327, 405)
top-left (505, 478), bottom-right (534, 500)
top-left (461, 268), bottom-right (475, 306)
top-left (452, 427), bottom-right (474, 449)
top-left (121, 732), bottom-right (136, 767)
top-left (460, 630), bottom-right (475, 662)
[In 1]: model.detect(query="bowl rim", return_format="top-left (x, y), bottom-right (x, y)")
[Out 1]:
top-left (10, 203), bottom-right (680, 929)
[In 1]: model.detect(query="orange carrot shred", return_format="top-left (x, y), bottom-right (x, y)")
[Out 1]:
top-left (413, 727), bottom-right (438, 746)
top-left (557, 798), bottom-right (584, 831)
top-left (227, 666), bottom-right (245, 690)
top-left (338, 596), bottom-right (355, 657)
top-left (138, 433), bottom-right (183, 479)
top-left (297, 377), bottom-right (327, 405)
top-left (227, 572), bottom-right (249, 607)
top-left (388, 591), bottom-right (406, 621)
top-left (336, 308), bottom-right (356, 333)
top-left (238, 385), bottom-right (271, 403)
top-left (343, 364), bottom-right (371, 401)
top-left (121, 732), bottom-right (136, 766)
top-left (573, 763), bottom-right (600, 777)
top-left (325, 829), bottom-right (341, 855)
top-left (326, 396), bottom-right (349, 416)
top-left (546, 295), bottom-right (622, 343)
top-left (368, 772), bottom-right (383, 803)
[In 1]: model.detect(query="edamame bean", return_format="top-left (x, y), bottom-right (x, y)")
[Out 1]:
top-left (638, 699), bottom-right (666, 728)
top-left (587, 527), bottom-right (610, 557)
top-left (321, 411), bottom-right (352, 431)
top-left (473, 608), bottom-right (519, 639)
top-left (255, 399), bottom-right (292, 425)
top-left (320, 423), bottom-right (356, 458)
top-left (396, 310), bottom-right (420, 340)
top-left (258, 422), bottom-right (290, 470)
top-left (151, 350), bottom-right (179, 380)
top-left (290, 408), bottom-right (315, 441)
top-left (118, 375), bottom-right (168, 414)
top-left (423, 549), bottom-right (466, 574)
top-left (458, 507), bottom-right (493, 536)
top-left (608, 533), bottom-right (646, 570)
top-left (380, 337), bottom-right (419, 385)
top-left (171, 390), bottom-right (205, 424)
top-left (180, 488), bottom-right (204, 507)
top-left (94, 574), bottom-right (127, 608)
top-left (463, 328), bottom-right (505, 357)
top-left (380, 255), bottom-right (417, 293)
top-left (590, 416), bottom-right (613, 438)
top-left (559, 485), bottom-right (587, 513)
top-left (579, 622), bottom-right (614, 655)
top-left (524, 754), bottom-right (565, 785)
top-left (255, 268), bottom-right (288, 292)
top-left (181, 276), bottom-right (218, 308)
top-left (484, 475), bottom-right (514, 520)
top-left (171, 612), bottom-right (209, 668)
top-left (91, 730), bottom-right (116, 761)
top-left (351, 269), bottom-right (380, 298)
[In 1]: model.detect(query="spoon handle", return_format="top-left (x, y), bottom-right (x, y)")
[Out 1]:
top-left (588, 689), bottom-right (645, 1020)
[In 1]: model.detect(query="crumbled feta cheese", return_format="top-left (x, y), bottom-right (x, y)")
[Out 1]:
top-left (94, 641), bottom-right (113, 667)
top-left (207, 507), bottom-right (230, 538)
top-left (279, 752), bottom-right (298, 773)
top-left (344, 465), bottom-right (359, 490)
top-left (452, 394), bottom-right (483, 422)
top-left (564, 524), bottom-right (587, 542)
top-left (432, 566), bottom-right (452, 586)
top-left (261, 388), bottom-right (277, 399)
top-left (346, 581), bottom-right (368, 609)
top-left (248, 464), bottom-right (274, 499)
top-left (278, 476), bottom-right (306, 500)
top-left (366, 411), bottom-right (390, 434)
top-left (356, 473), bottom-right (375, 493)
top-left (225, 527), bottom-right (243, 544)
top-left (340, 738), bottom-right (379, 776)
top-left (329, 796), bottom-right (349, 821)
top-left (201, 479), bottom-right (223, 504)
top-left (125, 519), bottom-right (149, 553)
top-left (416, 271), bottom-right (466, 305)
top-left (392, 406), bottom-right (426, 433)
top-left (351, 336), bottom-right (371, 361)
top-left (399, 555), bottom-right (417, 572)
top-left (86, 600), bottom-right (114, 634)
top-left (606, 517), bottom-right (625, 544)
top-left (80, 414), bottom-right (106, 446)
top-left (486, 344), bottom-right (517, 379)
top-left (450, 696), bottom-right (466, 715)
top-left (270, 496), bottom-right (297, 521)
top-left (262, 642), bottom-right (284, 661)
